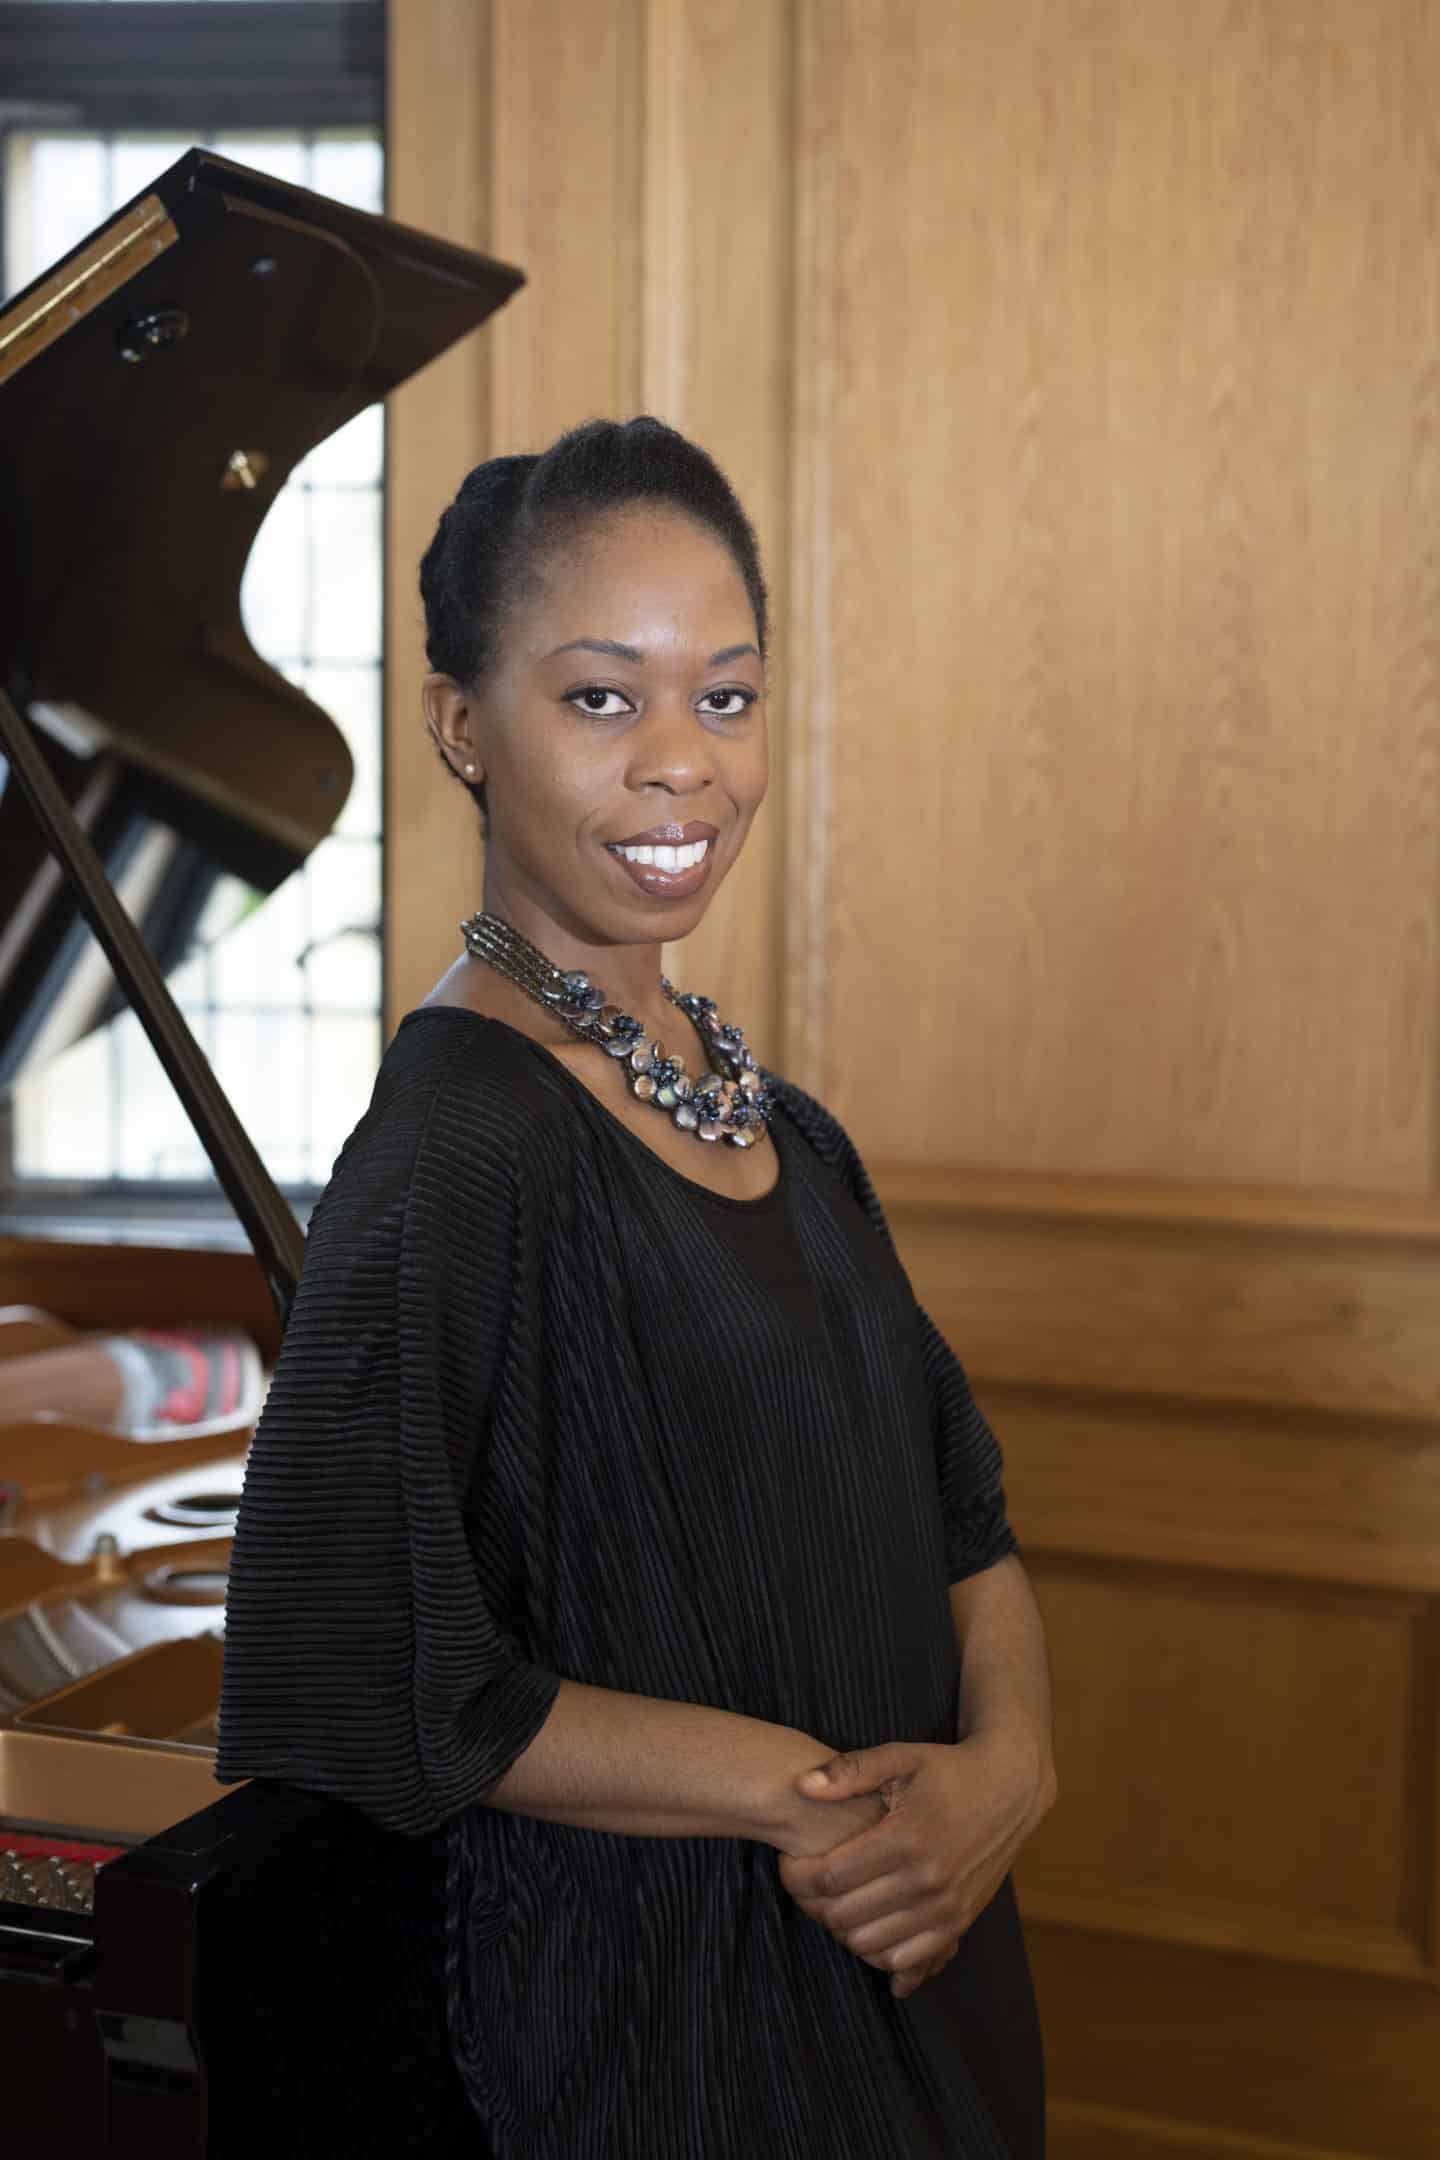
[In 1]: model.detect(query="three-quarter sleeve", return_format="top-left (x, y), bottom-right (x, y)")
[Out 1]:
top-left (914, 1301), bottom-right (1019, 1582)
top-left (216, 1075), bottom-right (562, 1835)
top-left (771, 1074), bottom-right (1021, 1584)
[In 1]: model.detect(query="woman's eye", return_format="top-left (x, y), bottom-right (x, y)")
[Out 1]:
top-left (699, 688), bottom-right (756, 716)
top-left (568, 686), bottom-right (633, 717)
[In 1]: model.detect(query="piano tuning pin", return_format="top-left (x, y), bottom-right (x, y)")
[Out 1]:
top-left (44, 1858), bottom-right (94, 1914)
top-left (2, 1851), bottom-right (39, 1906)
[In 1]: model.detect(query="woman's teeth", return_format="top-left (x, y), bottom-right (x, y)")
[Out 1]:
top-left (610, 839), bottom-right (710, 870)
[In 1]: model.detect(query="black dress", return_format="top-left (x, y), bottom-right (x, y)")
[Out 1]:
top-left (217, 1008), bottom-right (1045, 2158)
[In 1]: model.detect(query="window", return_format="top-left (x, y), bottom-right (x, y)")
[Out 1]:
top-left (0, 5), bottom-right (385, 1199)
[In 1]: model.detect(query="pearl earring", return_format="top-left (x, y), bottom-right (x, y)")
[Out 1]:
top-left (463, 762), bottom-right (477, 777)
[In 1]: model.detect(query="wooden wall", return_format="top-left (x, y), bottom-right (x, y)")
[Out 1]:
top-left (386, 4), bottom-right (1440, 2152)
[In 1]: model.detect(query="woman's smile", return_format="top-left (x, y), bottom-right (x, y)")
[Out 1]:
top-left (603, 817), bottom-right (719, 898)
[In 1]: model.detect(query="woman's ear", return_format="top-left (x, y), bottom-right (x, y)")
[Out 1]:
top-left (421, 673), bottom-right (486, 788)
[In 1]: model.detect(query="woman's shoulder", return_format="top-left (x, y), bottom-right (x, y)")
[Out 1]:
top-left (378, 1005), bottom-right (566, 1117)
top-left (764, 1069), bottom-right (893, 1245)
top-left (311, 1009), bottom-right (578, 1221)
top-left (764, 1068), bottom-right (857, 1168)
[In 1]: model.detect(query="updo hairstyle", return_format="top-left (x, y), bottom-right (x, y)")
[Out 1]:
top-left (419, 416), bottom-right (769, 827)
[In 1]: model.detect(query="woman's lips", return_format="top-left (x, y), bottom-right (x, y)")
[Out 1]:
top-left (604, 826), bottom-right (718, 900)
top-left (610, 820), bottom-right (717, 847)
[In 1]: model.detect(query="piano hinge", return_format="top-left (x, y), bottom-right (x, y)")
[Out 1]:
top-left (0, 195), bottom-right (179, 389)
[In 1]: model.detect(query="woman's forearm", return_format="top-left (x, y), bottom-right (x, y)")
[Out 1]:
top-left (481, 1562), bottom-right (1053, 1850)
top-left (482, 1678), bottom-right (886, 1852)
top-left (949, 1554), bottom-right (1056, 1795)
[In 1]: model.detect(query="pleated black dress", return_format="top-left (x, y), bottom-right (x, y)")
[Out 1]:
top-left (217, 1008), bottom-right (1044, 2159)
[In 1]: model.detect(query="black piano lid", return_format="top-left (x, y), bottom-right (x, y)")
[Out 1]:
top-left (0, 148), bottom-right (523, 1094)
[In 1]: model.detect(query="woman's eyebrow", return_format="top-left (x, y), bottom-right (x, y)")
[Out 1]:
top-left (543, 638), bottom-right (762, 665)
top-left (545, 637), bottom-right (644, 662)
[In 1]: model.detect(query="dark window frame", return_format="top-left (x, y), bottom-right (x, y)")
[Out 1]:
top-left (0, 4), bottom-right (383, 124)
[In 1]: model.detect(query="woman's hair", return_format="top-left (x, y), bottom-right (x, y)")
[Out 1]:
top-left (419, 415), bottom-right (768, 825)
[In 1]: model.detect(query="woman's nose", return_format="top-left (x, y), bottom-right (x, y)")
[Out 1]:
top-left (625, 698), bottom-right (717, 795)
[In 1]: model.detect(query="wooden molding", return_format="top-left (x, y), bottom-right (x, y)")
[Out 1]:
top-left (640, 0), bottom-right (688, 421)
top-left (382, 0), bottom-right (493, 1027)
top-left (874, 1162), bottom-right (1440, 1246)
top-left (990, 1389), bottom-right (1440, 1595)
top-left (1049, 2099), bottom-right (1371, 2160)
top-left (875, 1167), bottom-right (1440, 1424)
top-left (1022, 1880), bottom-right (1433, 1988)
top-left (782, 0), bottom-right (834, 1094)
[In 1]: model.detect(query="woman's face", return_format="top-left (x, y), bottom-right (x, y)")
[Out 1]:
top-left (435, 505), bottom-right (768, 950)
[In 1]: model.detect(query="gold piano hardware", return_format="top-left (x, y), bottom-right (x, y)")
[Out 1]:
top-left (221, 448), bottom-right (271, 492)
top-left (0, 195), bottom-right (179, 390)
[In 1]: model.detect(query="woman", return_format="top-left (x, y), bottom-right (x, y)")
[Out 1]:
top-left (218, 417), bottom-right (1054, 2158)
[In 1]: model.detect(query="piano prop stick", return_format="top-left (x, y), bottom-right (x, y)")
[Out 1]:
top-left (0, 148), bottom-right (525, 2158)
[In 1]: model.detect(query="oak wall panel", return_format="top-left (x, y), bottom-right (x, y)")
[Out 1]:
top-left (881, 1168), bottom-right (1440, 1420)
top-left (796, 0), bottom-right (1440, 1193)
top-left (1030, 1925), bottom-right (1440, 2158)
top-left (487, 0), bottom-right (644, 448)
top-left (987, 1385), bottom-right (1440, 1598)
top-left (1019, 1559), bottom-right (1433, 1979)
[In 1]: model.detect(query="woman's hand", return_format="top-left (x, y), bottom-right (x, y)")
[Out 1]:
top-left (776, 1727), bottom-right (1056, 2000)
top-left (769, 1783), bottom-right (889, 1857)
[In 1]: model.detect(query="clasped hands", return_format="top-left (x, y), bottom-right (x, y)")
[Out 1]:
top-left (775, 1728), bottom-right (1054, 2002)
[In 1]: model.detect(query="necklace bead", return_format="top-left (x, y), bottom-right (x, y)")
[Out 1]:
top-left (459, 910), bottom-right (773, 1150)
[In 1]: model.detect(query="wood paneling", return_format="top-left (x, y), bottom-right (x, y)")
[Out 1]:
top-left (989, 1386), bottom-right (1440, 1597)
top-left (1030, 1924), bottom-right (1440, 2158)
top-left (795, 0), bottom-right (1440, 1193)
top-left (387, 2), bottom-right (1440, 1181)
top-left (1020, 1559), bottom-right (1433, 1979)
top-left (1047, 2099), bottom-right (1396, 2160)
top-left (487, 0), bottom-right (644, 446)
top-left (383, 0), bottom-right (494, 1025)
top-left (881, 1167), bottom-right (1440, 1420)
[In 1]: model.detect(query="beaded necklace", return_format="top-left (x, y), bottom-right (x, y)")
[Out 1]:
top-left (459, 910), bottom-right (774, 1149)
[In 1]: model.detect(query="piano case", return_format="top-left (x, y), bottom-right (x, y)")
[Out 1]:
top-left (0, 150), bottom-right (523, 2156)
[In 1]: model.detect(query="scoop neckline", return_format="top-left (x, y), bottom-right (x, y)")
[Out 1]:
top-left (396, 1004), bottom-right (788, 1215)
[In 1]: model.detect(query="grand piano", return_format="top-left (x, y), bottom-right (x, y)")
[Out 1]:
top-left (0, 151), bottom-right (522, 2157)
